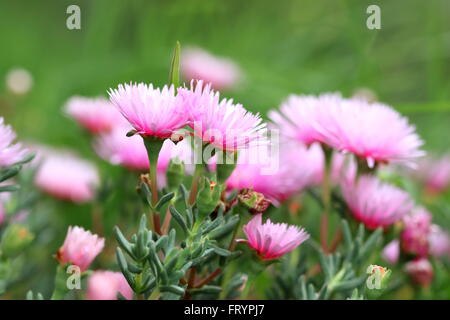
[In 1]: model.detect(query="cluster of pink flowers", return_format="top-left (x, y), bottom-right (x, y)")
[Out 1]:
top-left (108, 81), bottom-right (266, 152)
top-left (57, 226), bottom-right (104, 271)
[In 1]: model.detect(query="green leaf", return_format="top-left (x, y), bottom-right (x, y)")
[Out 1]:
top-left (168, 41), bottom-right (181, 88)
top-left (155, 192), bottom-right (175, 211)
top-left (169, 206), bottom-right (188, 234)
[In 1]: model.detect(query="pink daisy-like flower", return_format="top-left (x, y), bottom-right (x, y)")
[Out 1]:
top-left (0, 118), bottom-right (28, 167)
top-left (57, 226), bottom-right (104, 272)
top-left (87, 271), bottom-right (133, 300)
top-left (404, 258), bottom-right (433, 287)
top-left (341, 175), bottom-right (414, 230)
top-left (181, 47), bottom-right (242, 91)
top-left (226, 142), bottom-right (323, 204)
top-left (269, 93), bottom-right (341, 146)
top-left (239, 214), bottom-right (309, 260)
top-left (413, 154), bottom-right (450, 194)
top-left (270, 94), bottom-right (424, 168)
top-left (401, 207), bottom-right (432, 258)
top-left (314, 98), bottom-right (424, 168)
top-left (35, 152), bottom-right (99, 203)
top-left (428, 225), bottom-right (450, 258)
top-left (64, 96), bottom-right (126, 134)
top-left (178, 81), bottom-right (266, 151)
top-left (382, 240), bottom-right (400, 265)
top-left (108, 83), bottom-right (188, 139)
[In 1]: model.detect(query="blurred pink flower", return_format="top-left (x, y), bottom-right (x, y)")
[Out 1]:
top-left (57, 226), bottom-right (104, 272)
top-left (226, 142), bottom-right (323, 204)
top-left (342, 175), bottom-right (414, 230)
top-left (404, 258), bottom-right (433, 287)
top-left (178, 81), bottom-right (266, 151)
top-left (414, 154), bottom-right (450, 194)
top-left (109, 83), bottom-right (187, 139)
top-left (34, 153), bottom-right (99, 203)
top-left (401, 207), bottom-right (432, 258)
top-left (94, 127), bottom-right (193, 186)
top-left (270, 95), bottom-right (424, 168)
top-left (94, 125), bottom-right (149, 171)
top-left (239, 214), bottom-right (309, 260)
top-left (64, 96), bottom-right (126, 134)
top-left (314, 99), bottom-right (424, 168)
top-left (382, 240), bottom-right (400, 264)
top-left (0, 117), bottom-right (28, 167)
top-left (428, 225), bottom-right (450, 258)
top-left (269, 93), bottom-right (341, 146)
top-left (87, 271), bottom-right (133, 300)
top-left (181, 46), bottom-right (242, 91)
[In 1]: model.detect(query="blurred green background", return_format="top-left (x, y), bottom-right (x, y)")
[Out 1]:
top-left (0, 0), bottom-right (449, 152)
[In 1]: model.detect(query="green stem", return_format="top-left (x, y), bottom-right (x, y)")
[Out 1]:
top-left (143, 137), bottom-right (164, 234)
top-left (320, 145), bottom-right (333, 252)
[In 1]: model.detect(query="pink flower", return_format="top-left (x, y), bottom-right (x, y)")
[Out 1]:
top-left (239, 214), bottom-right (309, 260)
top-left (35, 152), bottom-right (99, 203)
top-left (87, 271), bottom-right (133, 300)
top-left (382, 240), bottom-right (400, 264)
top-left (269, 93), bottom-right (341, 146)
top-left (341, 175), bottom-right (414, 230)
top-left (404, 258), bottom-right (433, 287)
top-left (0, 118), bottom-right (28, 167)
top-left (314, 99), bottom-right (424, 168)
top-left (57, 226), bottom-right (104, 272)
top-left (178, 81), bottom-right (266, 151)
top-left (181, 46), bottom-right (242, 91)
top-left (226, 142), bottom-right (323, 204)
top-left (94, 127), bottom-right (193, 186)
top-left (64, 96), bottom-right (126, 134)
top-left (428, 225), bottom-right (450, 258)
top-left (401, 207), bottom-right (432, 257)
top-left (109, 83), bottom-right (187, 139)
top-left (270, 95), bottom-right (424, 167)
top-left (94, 125), bottom-right (149, 171)
top-left (414, 154), bottom-right (450, 194)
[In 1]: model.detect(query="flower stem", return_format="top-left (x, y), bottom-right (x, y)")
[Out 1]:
top-left (143, 137), bottom-right (164, 234)
top-left (320, 144), bottom-right (333, 253)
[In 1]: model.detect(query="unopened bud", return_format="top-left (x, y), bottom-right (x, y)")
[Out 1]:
top-left (237, 188), bottom-right (271, 214)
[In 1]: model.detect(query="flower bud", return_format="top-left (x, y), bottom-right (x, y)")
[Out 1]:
top-left (0, 223), bottom-right (34, 258)
top-left (237, 188), bottom-right (271, 214)
top-left (196, 178), bottom-right (224, 220)
top-left (87, 271), bottom-right (133, 300)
